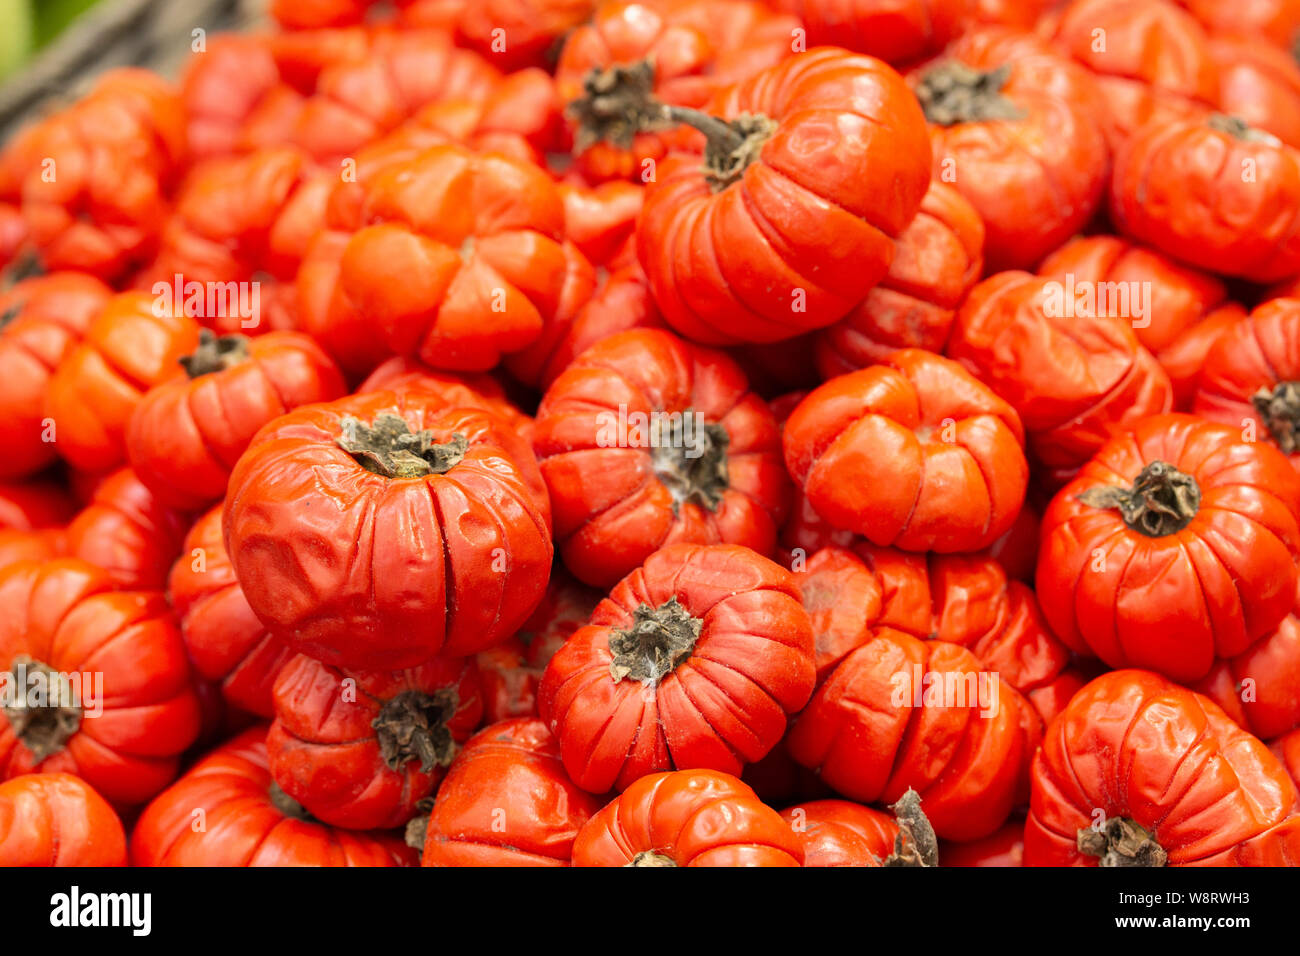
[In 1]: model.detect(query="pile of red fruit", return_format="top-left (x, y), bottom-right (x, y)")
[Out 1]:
top-left (2, 0), bottom-right (1300, 867)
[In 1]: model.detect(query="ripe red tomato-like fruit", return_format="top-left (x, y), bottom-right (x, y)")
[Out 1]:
top-left (0, 559), bottom-right (201, 805)
top-left (224, 392), bottom-right (553, 670)
top-left (1193, 298), bottom-right (1300, 473)
top-left (636, 47), bottom-right (932, 344)
top-left (948, 270), bottom-right (1173, 485)
top-left (131, 727), bottom-right (416, 866)
top-left (571, 768), bottom-right (803, 866)
top-left (45, 292), bottom-right (201, 474)
top-left (64, 468), bottom-right (190, 592)
top-left (1026, 669), bottom-right (1300, 866)
top-left (267, 653), bottom-right (482, 830)
top-left (1037, 413), bottom-right (1300, 683)
top-left (786, 628), bottom-right (1041, 841)
top-left (784, 349), bottom-right (1028, 552)
top-left (539, 542), bottom-right (815, 793)
top-left (1111, 113), bottom-right (1300, 282)
top-left (780, 795), bottom-right (940, 868)
top-left (0, 773), bottom-right (127, 866)
top-left (414, 718), bottom-right (603, 866)
top-left (127, 330), bottom-right (346, 511)
top-left (911, 27), bottom-right (1107, 271)
top-left (0, 273), bottom-right (112, 480)
top-left (534, 328), bottom-right (791, 589)
top-left (168, 505), bottom-right (292, 718)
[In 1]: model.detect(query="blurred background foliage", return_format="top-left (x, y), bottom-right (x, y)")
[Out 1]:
top-left (2, 0), bottom-right (105, 80)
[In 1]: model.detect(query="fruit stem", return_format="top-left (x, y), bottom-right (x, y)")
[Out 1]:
top-left (1076, 460), bottom-right (1201, 537)
top-left (336, 413), bottom-right (468, 479)
top-left (1077, 817), bottom-right (1168, 867)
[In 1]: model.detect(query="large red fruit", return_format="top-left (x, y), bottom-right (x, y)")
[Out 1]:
top-left (127, 330), bottom-right (346, 510)
top-left (0, 559), bottom-right (201, 805)
top-left (783, 348), bottom-right (1027, 552)
top-left (44, 292), bottom-right (201, 474)
top-left (786, 628), bottom-right (1041, 841)
top-left (0, 273), bottom-right (112, 480)
top-left (1025, 670), bottom-right (1300, 866)
top-left (912, 27), bottom-right (1106, 271)
top-left (130, 727), bottom-right (416, 866)
top-left (539, 543), bottom-right (814, 793)
top-left (168, 506), bottom-right (291, 718)
top-left (571, 769), bottom-right (803, 866)
top-left (1037, 414), bottom-right (1300, 683)
top-left (414, 718), bottom-right (602, 866)
top-left (534, 328), bottom-right (790, 589)
top-left (635, 46), bottom-right (932, 344)
top-left (267, 654), bottom-right (482, 829)
top-left (0, 773), bottom-right (127, 866)
top-left (948, 270), bottom-right (1172, 485)
top-left (1111, 113), bottom-right (1300, 283)
top-left (224, 392), bottom-right (552, 670)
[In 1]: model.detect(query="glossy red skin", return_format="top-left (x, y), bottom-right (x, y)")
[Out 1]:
top-left (169, 505), bottom-right (292, 718)
top-left (0, 274), bottom-right (113, 479)
top-left (559, 181), bottom-right (643, 268)
top-left (969, 0), bottom-right (1052, 26)
top-left (1211, 37), bottom-right (1300, 149)
top-left (913, 28), bottom-right (1107, 272)
top-left (289, 31), bottom-right (502, 164)
top-left (477, 571), bottom-right (601, 723)
top-left (556, 0), bottom-right (797, 184)
top-left (638, 47), bottom-right (932, 344)
top-left (978, 500), bottom-right (1039, 582)
top-left (1037, 235), bottom-right (1240, 408)
top-left (401, 0), bottom-right (597, 73)
top-left (1026, 670), bottom-right (1300, 866)
top-left (774, 0), bottom-right (969, 64)
top-left (301, 144), bottom-right (594, 376)
top-left (1273, 728), bottom-right (1300, 786)
top-left (948, 270), bottom-right (1173, 483)
top-left (0, 773), bottom-right (127, 866)
top-left (1179, 0), bottom-right (1300, 49)
top-left (1037, 414), bottom-right (1300, 683)
top-left (507, 263), bottom-right (666, 391)
top-left (780, 799), bottom-right (899, 867)
top-left (940, 819), bottom-right (1024, 866)
top-left (1045, 0), bottom-right (1217, 151)
top-left (179, 35), bottom-right (283, 159)
top-left (0, 478), bottom-right (76, 531)
top-left (571, 768), bottom-right (804, 866)
top-left (539, 543), bottom-right (815, 793)
top-left (146, 149), bottom-right (327, 288)
top-left (787, 629), bottom-right (1041, 841)
top-left (795, 544), bottom-right (1072, 713)
top-left (224, 392), bottom-right (553, 670)
top-left (266, 26), bottom-right (373, 91)
top-left (1194, 578), bottom-right (1300, 741)
top-left (126, 331), bottom-right (346, 511)
top-left (419, 718), bottom-right (602, 866)
top-left (815, 181), bottom-right (983, 377)
top-left (1194, 300), bottom-right (1300, 472)
top-left (534, 328), bottom-right (791, 589)
top-left (785, 349), bottom-right (1027, 552)
top-left (45, 292), bottom-right (201, 474)
top-left (1111, 116), bottom-right (1300, 283)
top-left (131, 726), bottom-right (416, 866)
top-left (0, 559), bottom-right (201, 805)
top-left (1158, 304), bottom-right (1248, 409)
top-left (17, 70), bottom-right (185, 280)
top-left (0, 529), bottom-right (64, 572)
top-left (268, 653), bottom-right (482, 829)
top-left (64, 468), bottom-right (190, 591)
